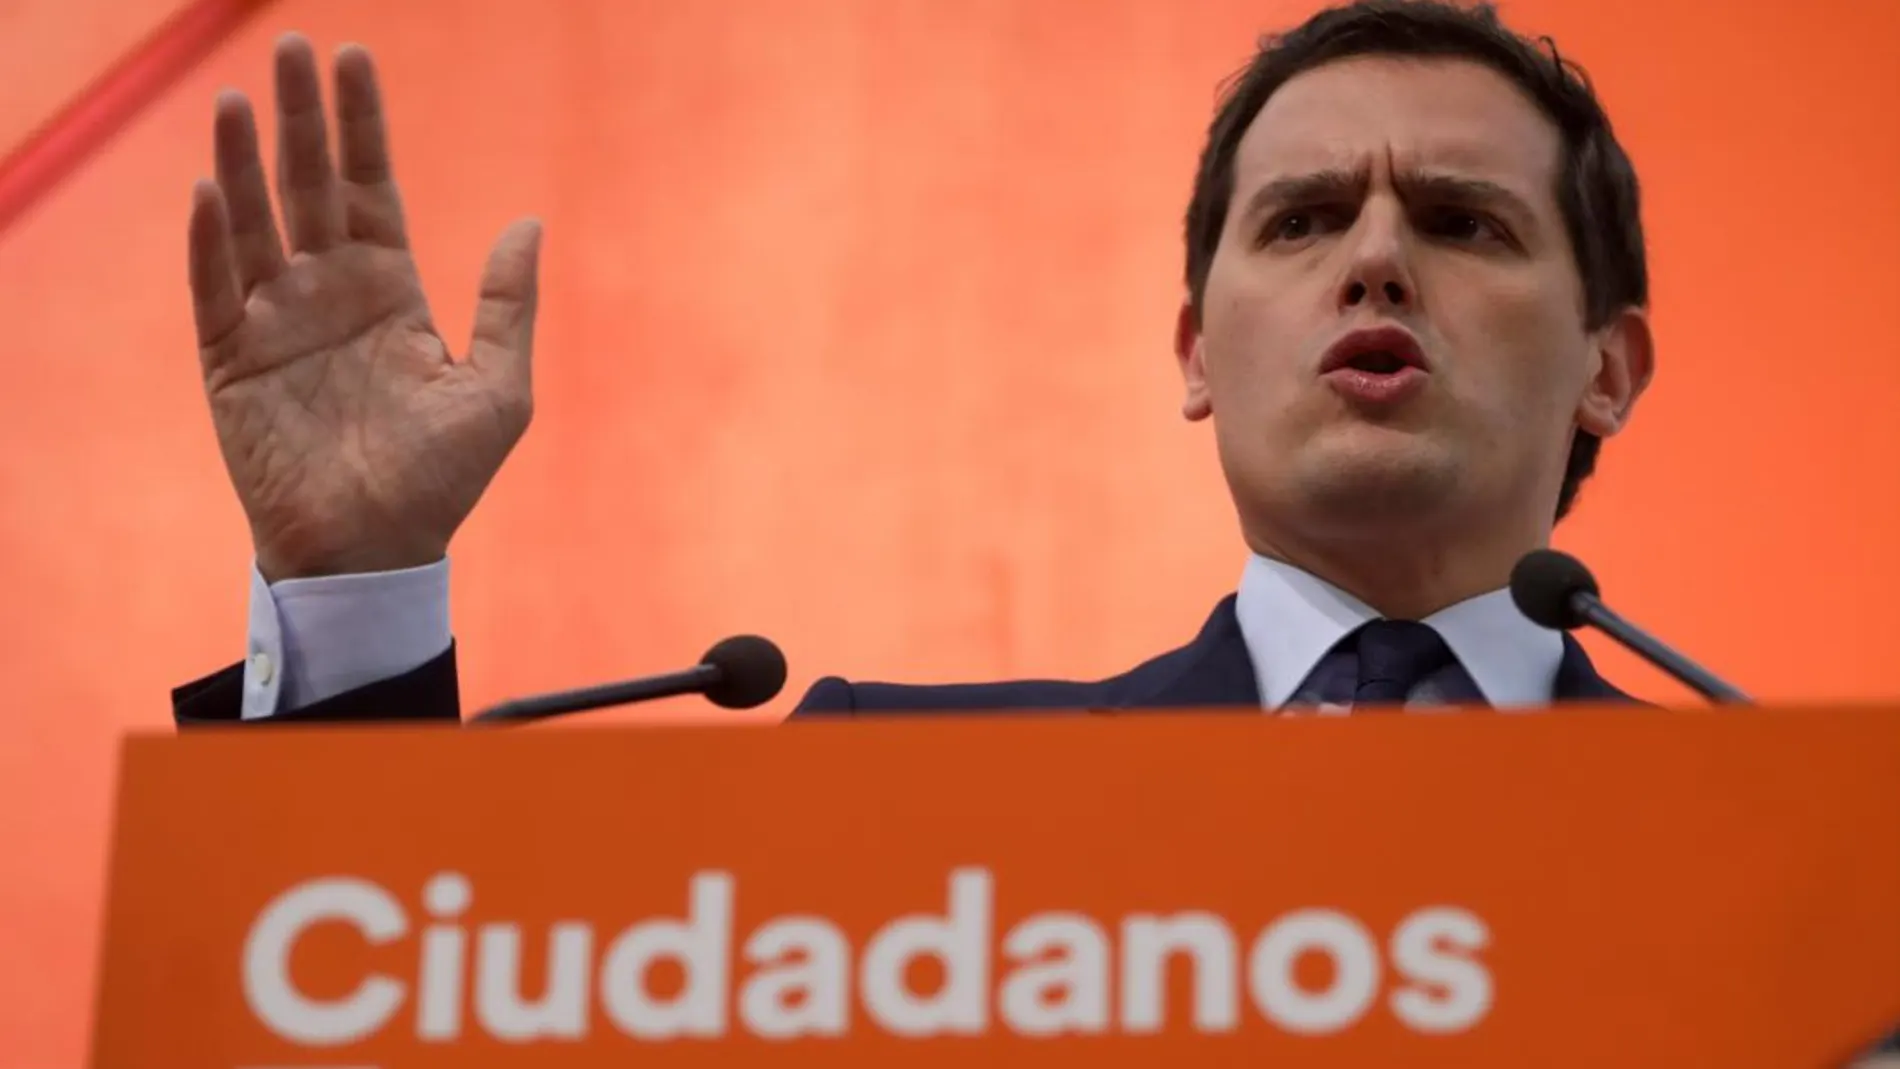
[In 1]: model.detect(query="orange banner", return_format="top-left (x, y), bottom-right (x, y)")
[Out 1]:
top-left (92, 707), bottom-right (1900, 1066)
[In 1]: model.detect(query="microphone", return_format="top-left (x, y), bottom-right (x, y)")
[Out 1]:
top-left (471, 635), bottom-right (788, 724)
top-left (1509, 549), bottom-right (1749, 704)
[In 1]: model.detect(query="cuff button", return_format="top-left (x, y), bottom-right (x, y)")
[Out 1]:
top-left (249, 651), bottom-right (275, 686)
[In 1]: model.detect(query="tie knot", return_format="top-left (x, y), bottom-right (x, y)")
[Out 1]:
top-left (1352, 620), bottom-right (1455, 705)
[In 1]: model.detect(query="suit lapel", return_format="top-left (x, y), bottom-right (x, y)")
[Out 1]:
top-left (1553, 633), bottom-right (1642, 703)
top-left (1109, 596), bottom-right (1263, 709)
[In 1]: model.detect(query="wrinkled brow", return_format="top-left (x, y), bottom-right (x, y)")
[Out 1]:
top-left (1240, 168), bottom-right (1535, 227)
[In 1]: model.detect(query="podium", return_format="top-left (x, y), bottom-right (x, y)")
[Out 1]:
top-left (90, 706), bottom-right (1900, 1067)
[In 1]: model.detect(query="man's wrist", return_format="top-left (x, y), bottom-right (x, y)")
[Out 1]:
top-left (255, 539), bottom-right (451, 584)
top-left (243, 556), bottom-right (454, 718)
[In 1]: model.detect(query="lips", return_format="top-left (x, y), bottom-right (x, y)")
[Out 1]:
top-left (1320, 325), bottom-right (1430, 376)
top-left (1319, 325), bottom-right (1430, 408)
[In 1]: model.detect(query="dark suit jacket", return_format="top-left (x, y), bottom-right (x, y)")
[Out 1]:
top-left (172, 593), bottom-right (1635, 726)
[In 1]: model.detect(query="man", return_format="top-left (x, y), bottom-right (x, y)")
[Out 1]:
top-left (175, 0), bottom-right (1653, 725)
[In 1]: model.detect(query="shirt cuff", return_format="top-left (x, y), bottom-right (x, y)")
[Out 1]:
top-left (241, 558), bottom-right (453, 719)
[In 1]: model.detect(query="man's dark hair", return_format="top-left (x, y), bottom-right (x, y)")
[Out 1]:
top-left (1183, 0), bottom-right (1646, 521)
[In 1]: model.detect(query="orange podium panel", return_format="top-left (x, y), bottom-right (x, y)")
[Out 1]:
top-left (91, 706), bottom-right (1900, 1067)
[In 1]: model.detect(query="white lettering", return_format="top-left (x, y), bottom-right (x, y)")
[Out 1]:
top-left (1389, 907), bottom-right (1492, 1033)
top-left (417, 872), bottom-right (472, 1040)
top-left (1120, 912), bottom-right (1238, 1033)
top-left (241, 877), bottom-right (408, 1046)
top-left (739, 917), bottom-right (850, 1038)
top-left (1247, 909), bottom-right (1379, 1034)
top-left (860, 867), bottom-right (992, 1036)
top-left (998, 913), bottom-right (1108, 1036)
top-left (599, 871), bottom-right (733, 1038)
top-left (476, 922), bottom-right (593, 1040)
top-left (238, 870), bottom-right (1495, 1046)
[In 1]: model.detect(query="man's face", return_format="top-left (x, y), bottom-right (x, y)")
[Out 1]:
top-left (1178, 55), bottom-right (1649, 549)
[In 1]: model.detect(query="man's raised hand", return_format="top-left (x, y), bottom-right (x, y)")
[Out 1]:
top-left (187, 34), bottom-right (540, 580)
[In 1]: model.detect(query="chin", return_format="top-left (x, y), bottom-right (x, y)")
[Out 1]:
top-left (1291, 437), bottom-right (1465, 525)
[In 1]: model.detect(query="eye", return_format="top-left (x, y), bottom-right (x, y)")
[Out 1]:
top-left (1271, 211), bottom-right (1315, 242)
top-left (1260, 206), bottom-right (1347, 246)
top-left (1422, 206), bottom-right (1508, 244)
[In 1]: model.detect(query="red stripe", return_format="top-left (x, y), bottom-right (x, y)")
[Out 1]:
top-left (0, 0), bottom-right (274, 236)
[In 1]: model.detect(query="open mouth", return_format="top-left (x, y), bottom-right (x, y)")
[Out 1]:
top-left (1344, 350), bottom-right (1411, 375)
top-left (1320, 327), bottom-right (1430, 405)
top-left (1321, 326), bottom-right (1429, 379)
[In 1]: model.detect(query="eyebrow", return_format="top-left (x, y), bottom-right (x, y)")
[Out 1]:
top-left (1240, 168), bottom-right (1537, 226)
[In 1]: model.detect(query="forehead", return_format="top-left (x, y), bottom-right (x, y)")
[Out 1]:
top-left (1235, 55), bottom-right (1562, 202)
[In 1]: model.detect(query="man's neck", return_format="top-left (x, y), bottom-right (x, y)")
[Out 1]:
top-left (1246, 519), bottom-right (1547, 621)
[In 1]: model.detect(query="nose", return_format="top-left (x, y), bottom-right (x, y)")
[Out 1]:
top-left (1344, 277), bottom-right (1408, 308)
top-left (1337, 201), bottom-right (1415, 313)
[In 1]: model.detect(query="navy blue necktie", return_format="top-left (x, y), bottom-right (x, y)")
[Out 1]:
top-left (1352, 619), bottom-right (1456, 706)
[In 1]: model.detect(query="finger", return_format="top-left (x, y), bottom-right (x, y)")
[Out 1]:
top-left (187, 180), bottom-right (245, 355)
top-left (333, 44), bottom-right (409, 248)
top-left (273, 33), bottom-right (344, 251)
top-left (467, 218), bottom-right (544, 404)
top-left (212, 90), bottom-right (286, 290)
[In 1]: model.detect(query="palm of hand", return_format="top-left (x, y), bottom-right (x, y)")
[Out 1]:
top-left (188, 36), bottom-right (539, 580)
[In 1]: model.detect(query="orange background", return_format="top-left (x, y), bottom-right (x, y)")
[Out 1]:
top-left (3, 0), bottom-right (1899, 1064)
top-left (92, 710), bottom-right (1900, 1066)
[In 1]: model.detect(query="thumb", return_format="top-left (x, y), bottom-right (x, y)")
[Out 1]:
top-left (467, 217), bottom-right (543, 397)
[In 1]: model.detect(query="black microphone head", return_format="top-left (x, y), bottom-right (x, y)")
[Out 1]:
top-left (699, 635), bottom-right (787, 709)
top-left (1509, 549), bottom-right (1599, 631)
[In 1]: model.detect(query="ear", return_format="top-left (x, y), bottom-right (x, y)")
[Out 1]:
top-left (1175, 297), bottom-right (1213, 422)
top-left (1574, 306), bottom-right (1653, 438)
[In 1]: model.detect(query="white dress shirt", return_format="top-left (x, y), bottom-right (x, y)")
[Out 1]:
top-left (1235, 553), bottom-right (1563, 710)
top-left (240, 553), bottom-right (1562, 718)
top-left (240, 559), bottom-right (452, 719)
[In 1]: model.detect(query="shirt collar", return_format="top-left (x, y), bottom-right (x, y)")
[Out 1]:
top-left (1234, 554), bottom-right (1563, 709)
